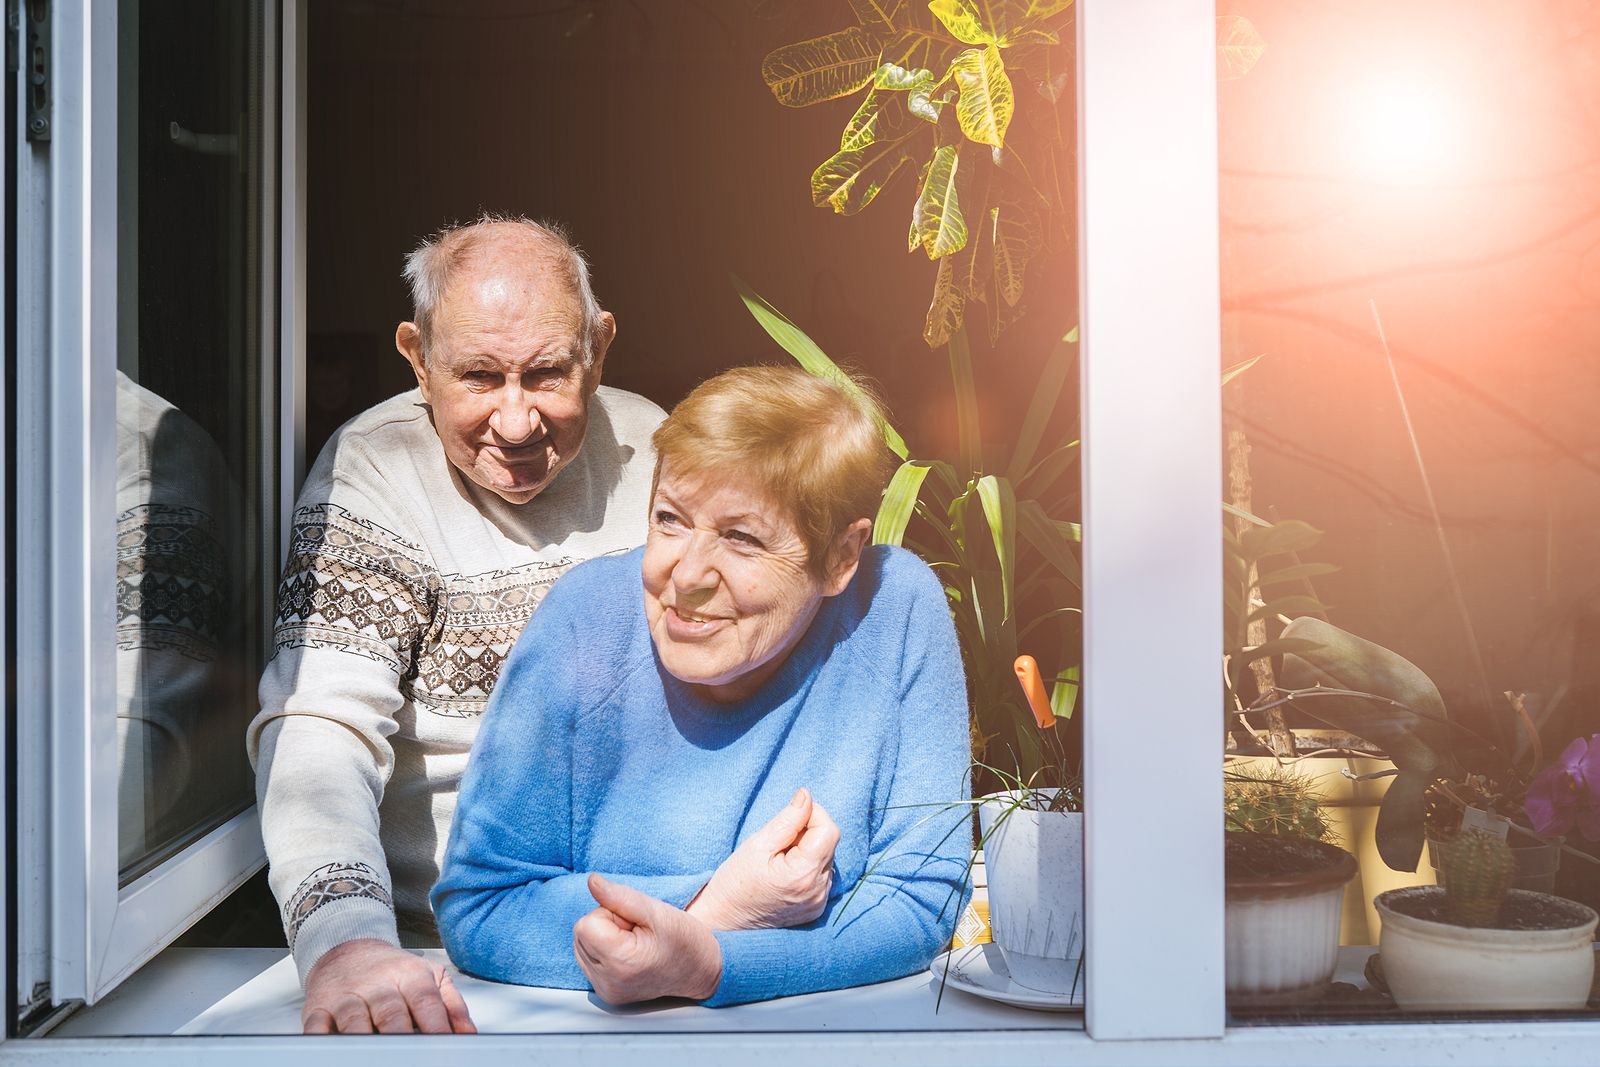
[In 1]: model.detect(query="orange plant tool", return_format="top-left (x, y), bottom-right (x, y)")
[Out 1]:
top-left (1013, 655), bottom-right (1055, 730)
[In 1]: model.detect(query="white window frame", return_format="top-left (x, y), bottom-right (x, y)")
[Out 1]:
top-left (10, 0), bottom-right (1600, 1060)
top-left (18, 0), bottom-right (277, 1010)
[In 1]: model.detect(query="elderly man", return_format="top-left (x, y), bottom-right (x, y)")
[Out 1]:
top-left (248, 216), bottom-right (664, 1034)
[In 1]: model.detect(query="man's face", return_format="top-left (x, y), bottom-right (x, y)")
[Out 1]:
top-left (399, 260), bottom-right (612, 504)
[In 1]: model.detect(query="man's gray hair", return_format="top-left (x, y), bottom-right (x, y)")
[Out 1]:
top-left (402, 212), bottom-right (604, 366)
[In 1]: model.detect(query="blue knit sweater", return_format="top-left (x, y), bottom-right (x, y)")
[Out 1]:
top-left (432, 544), bottom-right (971, 1006)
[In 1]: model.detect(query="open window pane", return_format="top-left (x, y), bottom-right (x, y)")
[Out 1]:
top-left (1219, 0), bottom-right (1600, 1022)
top-left (114, 0), bottom-right (272, 882)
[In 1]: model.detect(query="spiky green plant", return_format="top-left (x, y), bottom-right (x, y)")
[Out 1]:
top-left (1438, 829), bottom-right (1515, 927)
top-left (1224, 768), bottom-right (1333, 843)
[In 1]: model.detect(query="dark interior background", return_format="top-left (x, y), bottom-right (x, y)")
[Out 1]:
top-left (304, 0), bottom-right (1080, 466)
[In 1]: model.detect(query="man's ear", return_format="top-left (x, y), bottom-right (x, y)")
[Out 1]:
top-left (585, 311), bottom-right (616, 395)
top-left (396, 322), bottom-right (431, 402)
top-left (822, 517), bottom-right (873, 597)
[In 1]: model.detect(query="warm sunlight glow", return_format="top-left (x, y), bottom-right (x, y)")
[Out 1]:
top-left (1348, 77), bottom-right (1464, 183)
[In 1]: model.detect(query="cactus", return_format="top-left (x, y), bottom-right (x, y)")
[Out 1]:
top-left (1438, 829), bottom-right (1515, 927)
top-left (1224, 768), bottom-right (1333, 843)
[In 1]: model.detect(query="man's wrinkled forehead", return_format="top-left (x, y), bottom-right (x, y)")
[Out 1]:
top-left (432, 245), bottom-right (583, 342)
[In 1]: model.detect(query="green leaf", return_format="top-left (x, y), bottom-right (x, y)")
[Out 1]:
top-left (1221, 353), bottom-right (1264, 386)
top-left (1018, 439), bottom-right (1078, 498)
top-left (732, 277), bottom-right (909, 460)
top-left (812, 137), bottom-right (914, 215)
top-left (1216, 15), bottom-right (1266, 82)
top-left (1247, 595), bottom-right (1328, 624)
top-left (874, 63), bottom-right (936, 91)
top-left (762, 27), bottom-right (881, 108)
top-left (975, 474), bottom-right (1017, 623)
top-left (1017, 499), bottom-right (1080, 589)
top-left (1239, 519), bottom-right (1323, 561)
top-left (1051, 663), bottom-right (1080, 721)
top-left (948, 327), bottom-right (983, 474)
top-left (1277, 617), bottom-right (1459, 865)
top-left (1222, 500), bottom-right (1271, 528)
top-left (875, 461), bottom-right (934, 546)
top-left (1006, 328), bottom-right (1074, 482)
top-left (915, 144), bottom-right (968, 259)
top-left (924, 254), bottom-right (967, 348)
top-left (950, 46), bottom-right (1014, 148)
top-left (1256, 562), bottom-right (1339, 587)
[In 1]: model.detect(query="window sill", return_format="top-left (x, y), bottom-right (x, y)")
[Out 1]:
top-left (51, 947), bottom-right (1085, 1037)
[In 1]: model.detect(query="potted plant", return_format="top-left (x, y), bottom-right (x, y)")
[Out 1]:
top-left (1270, 616), bottom-right (1600, 885)
top-left (1223, 770), bottom-right (1358, 1002)
top-left (973, 656), bottom-right (1083, 996)
top-left (1376, 829), bottom-right (1598, 1011)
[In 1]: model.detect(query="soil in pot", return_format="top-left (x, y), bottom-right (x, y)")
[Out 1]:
top-left (1226, 832), bottom-right (1357, 894)
top-left (1381, 885), bottom-right (1593, 931)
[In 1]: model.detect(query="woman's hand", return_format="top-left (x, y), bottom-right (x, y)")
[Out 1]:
top-left (572, 874), bottom-right (723, 1004)
top-left (302, 939), bottom-right (476, 1034)
top-left (686, 787), bottom-right (840, 931)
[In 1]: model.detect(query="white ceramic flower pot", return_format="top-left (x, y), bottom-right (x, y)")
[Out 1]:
top-left (1377, 887), bottom-right (1598, 1012)
top-left (977, 792), bottom-right (1083, 995)
top-left (1225, 833), bottom-right (1358, 1003)
top-left (1226, 881), bottom-right (1347, 999)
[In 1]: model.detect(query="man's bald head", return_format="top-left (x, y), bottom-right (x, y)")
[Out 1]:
top-left (402, 214), bottom-right (605, 366)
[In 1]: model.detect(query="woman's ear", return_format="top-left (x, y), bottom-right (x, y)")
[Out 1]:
top-left (822, 518), bottom-right (873, 597)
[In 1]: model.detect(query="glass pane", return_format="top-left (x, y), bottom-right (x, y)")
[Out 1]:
top-left (114, 0), bottom-right (271, 883)
top-left (1220, 1), bottom-right (1600, 1021)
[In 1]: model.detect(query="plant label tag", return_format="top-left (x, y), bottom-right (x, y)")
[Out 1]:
top-left (1460, 806), bottom-right (1512, 839)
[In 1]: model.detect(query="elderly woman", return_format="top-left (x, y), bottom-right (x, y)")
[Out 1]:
top-left (431, 366), bottom-right (970, 1006)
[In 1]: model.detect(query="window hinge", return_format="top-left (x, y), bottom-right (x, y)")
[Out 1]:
top-left (23, 0), bottom-right (47, 143)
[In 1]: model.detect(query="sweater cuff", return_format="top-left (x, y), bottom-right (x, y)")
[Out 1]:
top-left (289, 896), bottom-right (401, 986)
top-left (703, 928), bottom-right (793, 1007)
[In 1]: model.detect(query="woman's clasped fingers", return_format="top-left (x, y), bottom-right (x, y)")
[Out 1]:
top-left (792, 798), bottom-right (841, 869)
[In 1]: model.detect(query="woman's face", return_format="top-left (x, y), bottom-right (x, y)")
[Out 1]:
top-left (642, 465), bottom-right (864, 702)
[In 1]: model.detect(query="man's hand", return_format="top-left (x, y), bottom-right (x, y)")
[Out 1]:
top-left (302, 939), bottom-right (476, 1034)
top-left (572, 875), bottom-right (723, 1005)
top-left (686, 787), bottom-right (839, 931)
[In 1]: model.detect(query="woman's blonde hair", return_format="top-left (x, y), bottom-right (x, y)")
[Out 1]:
top-left (651, 365), bottom-right (895, 575)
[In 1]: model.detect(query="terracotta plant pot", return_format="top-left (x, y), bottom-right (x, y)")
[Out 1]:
top-left (978, 792), bottom-right (1083, 996)
top-left (1225, 832), bottom-right (1358, 1003)
top-left (1376, 886), bottom-right (1598, 1011)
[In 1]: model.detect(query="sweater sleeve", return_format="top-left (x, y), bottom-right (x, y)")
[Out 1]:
top-left (432, 577), bottom-right (716, 989)
top-left (248, 447), bottom-right (437, 984)
top-left (705, 556), bottom-right (972, 1006)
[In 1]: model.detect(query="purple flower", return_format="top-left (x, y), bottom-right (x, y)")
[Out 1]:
top-left (1525, 735), bottom-right (1600, 841)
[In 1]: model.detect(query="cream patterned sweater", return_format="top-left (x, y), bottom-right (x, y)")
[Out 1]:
top-left (248, 385), bottom-right (664, 982)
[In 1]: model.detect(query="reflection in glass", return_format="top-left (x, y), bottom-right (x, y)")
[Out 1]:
top-left (114, 0), bottom-right (270, 882)
top-left (1220, 0), bottom-right (1600, 1020)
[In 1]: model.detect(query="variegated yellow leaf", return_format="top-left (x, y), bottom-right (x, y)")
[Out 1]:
top-left (990, 197), bottom-right (1041, 306)
top-left (812, 138), bottom-right (914, 215)
top-left (763, 27), bottom-right (881, 108)
top-left (924, 254), bottom-right (966, 347)
top-left (841, 91), bottom-right (882, 150)
top-left (950, 45), bottom-right (1013, 148)
top-left (849, 0), bottom-right (909, 35)
top-left (958, 199), bottom-right (992, 301)
top-left (916, 144), bottom-right (968, 259)
top-left (1216, 15), bottom-right (1266, 82)
top-left (928, 0), bottom-right (999, 45)
top-left (910, 86), bottom-right (953, 123)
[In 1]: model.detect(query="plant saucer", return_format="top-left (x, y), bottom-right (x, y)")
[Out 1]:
top-left (929, 943), bottom-right (1084, 1012)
